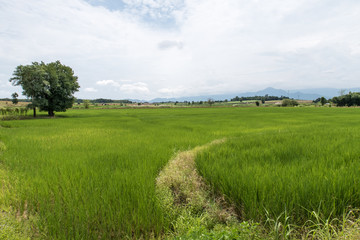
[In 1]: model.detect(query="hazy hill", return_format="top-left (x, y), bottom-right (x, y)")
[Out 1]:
top-left (148, 87), bottom-right (360, 103)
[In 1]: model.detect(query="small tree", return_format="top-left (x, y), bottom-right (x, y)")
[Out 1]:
top-left (207, 98), bottom-right (214, 107)
top-left (282, 99), bottom-right (299, 107)
top-left (83, 100), bottom-right (90, 109)
top-left (320, 97), bottom-right (327, 106)
top-left (255, 101), bottom-right (260, 106)
top-left (11, 92), bottom-right (18, 105)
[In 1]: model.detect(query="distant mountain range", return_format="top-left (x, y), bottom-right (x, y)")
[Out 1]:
top-left (146, 87), bottom-right (360, 103)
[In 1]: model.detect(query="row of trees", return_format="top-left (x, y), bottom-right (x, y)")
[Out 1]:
top-left (10, 61), bottom-right (79, 117)
top-left (313, 92), bottom-right (360, 107)
top-left (331, 92), bottom-right (360, 107)
top-left (75, 98), bottom-right (133, 104)
top-left (231, 95), bottom-right (289, 102)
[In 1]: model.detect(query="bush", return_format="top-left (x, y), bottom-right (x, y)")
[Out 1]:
top-left (282, 99), bottom-right (299, 107)
top-left (83, 100), bottom-right (90, 109)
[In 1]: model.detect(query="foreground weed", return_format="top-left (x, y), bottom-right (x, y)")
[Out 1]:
top-left (172, 220), bottom-right (262, 240)
top-left (305, 210), bottom-right (338, 240)
top-left (265, 209), bottom-right (296, 240)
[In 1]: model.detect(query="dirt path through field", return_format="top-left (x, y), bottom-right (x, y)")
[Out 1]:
top-left (156, 138), bottom-right (237, 236)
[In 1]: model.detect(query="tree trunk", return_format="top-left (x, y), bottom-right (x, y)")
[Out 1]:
top-left (48, 109), bottom-right (55, 117)
top-left (33, 107), bottom-right (36, 118)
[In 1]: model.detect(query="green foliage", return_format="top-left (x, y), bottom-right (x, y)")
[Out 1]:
top-left (281, 99), bottom-right (299, 107)
top-left (9, 61), bottom-right (79, 116)
top-left (83, 100), bottom-right (90, 109)
top-left (320, 97), bottom-right (327, 106)
top-left (171, 221), bottom-right (262, 240)
top-left (90, 98), bottom-right (132, 104)
top-left (332, 92), bottom-right (360, 106)
top-left (207, 98), bottom-right (214, 106)
top-left (11, 92), bottom-right (19, 105)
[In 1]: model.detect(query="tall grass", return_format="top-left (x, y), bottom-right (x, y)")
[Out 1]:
top-left (1, 107), bottom-right (359, 238)
top-left (1, 108), bottom-right (243, 239)
top-left (196, 109), bottom-right (360, 227)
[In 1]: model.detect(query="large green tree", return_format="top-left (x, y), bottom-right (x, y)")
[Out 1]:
top-left (10, 61), bottom-right (80, 117)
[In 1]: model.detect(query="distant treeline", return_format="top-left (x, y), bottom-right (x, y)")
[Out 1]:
top-left (76, 98), bottom-right (133, 104)
top-left (231, 95), bottom-right (289, 101)
top-left (332, 92), bottom-right (360, 107)
top-left (0, 98), bottom-right (29, 102)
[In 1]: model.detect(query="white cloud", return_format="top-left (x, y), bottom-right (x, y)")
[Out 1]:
top-left (120, 82), bottom-right (150, 94)
top-left (84, 87), bottom-right (98, 92)
top-left (158, 86), bottom-right (186, 94)
top-left (96, 80), bottom-right (121, 87)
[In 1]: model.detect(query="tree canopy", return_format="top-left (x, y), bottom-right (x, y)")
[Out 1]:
top-left (10, 61), bottom-right (80, 116)
top-left (332, 92), bottom-right (360, 107)
top-left (11, 92), bottom-right (19, 105)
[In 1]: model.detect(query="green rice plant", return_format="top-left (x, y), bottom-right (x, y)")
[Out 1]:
top-left (5, 107), bottom-right (13, 115)
top-left (1, 108), bottom-right (241, 239)
top-left (196, 108), bottom-right (360, 234)
top-left (1, 107), bottom-right (360, 239)
top-left (19, 108), bottom-right (28, 116)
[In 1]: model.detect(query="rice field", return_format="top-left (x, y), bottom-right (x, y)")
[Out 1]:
top-left (196, 108), bottom-right (360, 225)
top-left (0, 107), bottom-right (359, 239)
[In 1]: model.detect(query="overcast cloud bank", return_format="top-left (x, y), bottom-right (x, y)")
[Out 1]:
top-left (1, 0), bottom-right (360, 100)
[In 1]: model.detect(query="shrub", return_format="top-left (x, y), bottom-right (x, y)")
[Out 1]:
top-left (83, 100), bottom-right (90, 109)
top-left (6, 107), bottom-right (13, 115)
top-left (282, 99), bottom-right (299, 107)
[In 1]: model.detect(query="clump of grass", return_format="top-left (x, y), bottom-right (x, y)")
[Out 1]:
top-left (265, 209), bottom-right (296, 240)
top-left (301, 208), bottom-right (360, 240)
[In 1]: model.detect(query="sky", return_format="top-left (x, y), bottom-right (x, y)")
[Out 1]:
top-left (1, 0), bottom-right (360, 100)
